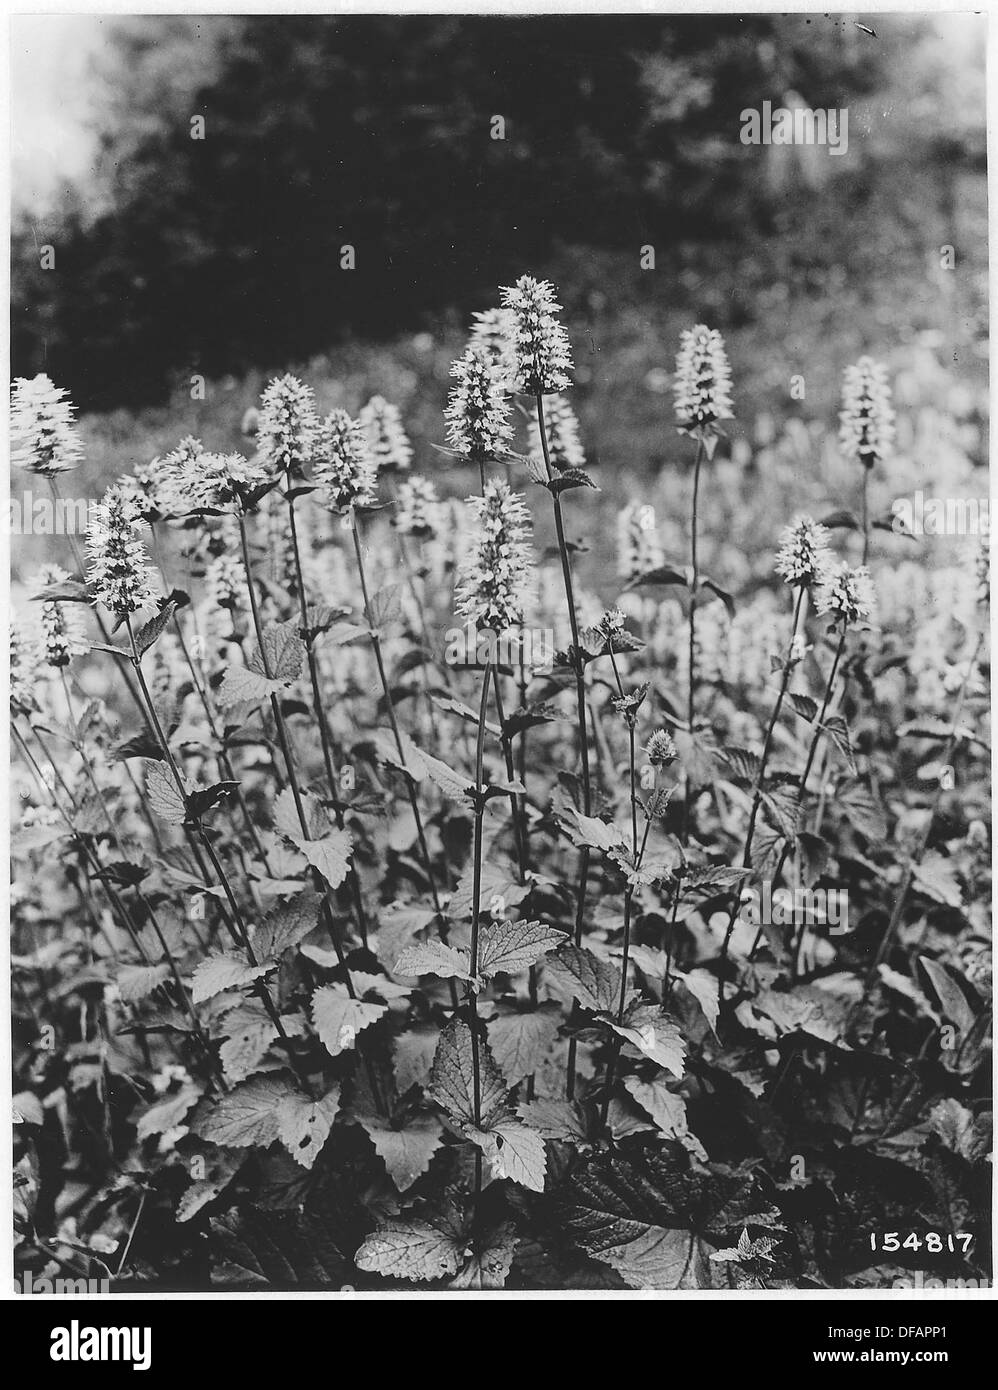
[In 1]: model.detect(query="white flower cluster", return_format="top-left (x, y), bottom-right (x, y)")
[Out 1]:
top-left (530, 394), bottom-right (586, 473)
top-left (838, 356), bottom-right (895, 470)
top-left (86, 484), bottom-right (159, 616)
top-left (31, 563), bottom-right (88, 668)
top-left (394, 475), bottom-right (443, 538)
top-left (455, 480), bottom-right (535, 633)
top-left (10, 611), bottom-right (40, 715)
top-left (774, 515), bottom-right (834, 589)
top-left (814, 562), bottom-right (876, 625)
top-left (616, 502), bottom-right (664, 582)
top-left (258, 374), bottom-right (319, 473)
top-left (360, 395), bottom-right (412, 471)
top-left (11, 374), bottom-right (84, 475)
top-left (673, 325), bottom-right (734, 434)
top-left (469, 307), bottom-right (518, 389)
top-left (500, 275), bottom-right (574, 395)
top-left (445, 345), bottom-right (514, 461)
top-left (313, 409), bottom-right (379, 514)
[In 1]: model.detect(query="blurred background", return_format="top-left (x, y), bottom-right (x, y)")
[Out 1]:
top-left (9, 11), bottom-right (988, 584)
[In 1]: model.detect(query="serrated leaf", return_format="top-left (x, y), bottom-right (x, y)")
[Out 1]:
top-left (354, 1219), bottom-right (463, 1283)
top-left (192, 1074), bottom-right (295, 1148)
top-left (478, 920), bottom-right (568, 978)
top-left (136, 1086), bottom-right (201, 1140)
top-left (218, 664), bottom-right (273, 708)
top-left (837, 781), bottom-right (887, 840)
top-left (297, 830), bottom-right (353, 889)
top-left (611, 1008), bottom-right (686, 1076)
top-left (117, 962), bottom-right (172, 1003)
top-left (449, 1222), bottom-right (518, 1289)
top-left (488, 1007), bottom-right (562, 1086)
top-left (254, 892), bottom-right (323, 960)
top-left (192, 953), bottom-right (274, 1004)
top-left (311, 984), bottom-right (387, 1057)
top-left (427, 1019), bottom-right (508, 1129)
top-left (672, 968), bottom-right (719, 1033)
top-left (560, 808), bottom-right (627, 853)
top-left (251, 622), bottom-right (305, 684)
top-left (134, 600), bottom-right (177, 656)
top-left (822, 714), bottom-right (857, 776)
top-left (217, 1006), bottom-right (280, 1083)
top-left (624, 1077), bottom-right (690, 1140)
top-left (475, 1119), bottom-right (547, 1191)
top-left (789, 692), bottom-right (818, 723)
top-left (276, 1086), bottom-right (341, 1169)
top-left (177, 1149), bottom-right (244, 1222)
top-left (517, 1098), bottom-right (587, 1142)
top-left (187, 780), bottom-right (241, 821)
top-left (721, 747), bottom-right (762, 786)
top-left (359, 1113), bottom-right (445, 1191)
top-left (918, 957), bottom-right (978, 1037)
top-left (394, 937), bottom-right (474, 982)
top-left (143, 761), bottom-right (188, 824)
top-left (912, 852), bottom-right (964, 908)
top-left (545, 945), bottom-right (621, 1014)
top-left (393, 1028), bottom-right (440, 1095)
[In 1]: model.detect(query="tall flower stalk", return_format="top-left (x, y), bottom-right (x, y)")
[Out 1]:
top-left (839, 356), bottom-right (894, 565)
top-left (673, 324), bottom-right (734, 843)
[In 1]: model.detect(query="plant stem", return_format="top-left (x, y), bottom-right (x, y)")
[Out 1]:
top-left (469, 651), bottom-right (493, 1194)
top-left (285, 485), bottom-right (370, 946)
top-left (682, 436), bottom-right (705, 845)
top-left (350, 512), bottom-right (444, 924)
top-left (718, 585), bottom-right (806, 973)
top-left (535, 393), bottom-right (593, 1101)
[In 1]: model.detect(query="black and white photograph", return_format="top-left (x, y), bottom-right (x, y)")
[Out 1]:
top-left (7, 3), bottom-right (992, 1321)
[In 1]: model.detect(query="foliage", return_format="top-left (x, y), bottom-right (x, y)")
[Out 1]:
top-left (10, 282), bottom-right (991, 1294)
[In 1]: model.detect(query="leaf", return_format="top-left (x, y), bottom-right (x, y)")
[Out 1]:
top-left (192, 953), bottom-right (274, 1004)
top-left (611, 1007), bottom-right (686, 1076)
top-left (136, 1086), bottom-right (201, 1140)
top-left (672, 968), bottom-right (719, 1033)
top-left (30, 577), bottom-right (90, 603)
top-left (918, 958), bottom-right (979, 1037)
top-left (177, 1149), bottom-right (244, 1223)
top-left (219, 1011), bottom-right (280, 1084)
top-left (449, 1223), bottom-right (518, 1289)
top-left (912, 852), bottom-right (964, 908)
top-left (517, 1099), bottom-right (588, 1143)
top-left (355, 1219), bottom-right (463, 1283)
top-left (488, 1006), bottom-right (562, 1086)
top-left (623, 563), bottom-right (689, 591)
top-left (367, 583), bottom-right (405, 630)
top-left (114, 731), bottom-right (165, 762)
top-left (624, 1078), bottom-right (690, 1140)
top-left (143, 761), bottom-right (187, 824)
top-left (359, 1113), bottom-right (445, 1191)
top-left (475, 1119), bottom-right (547, 1192)
top-left (254, 892), bottom-right (323, 960)
top-left (192, 1074), bottom-right (295, 1148)
top-left (394, 938), bottom-right (474, 983)
top-left (822, 714), bottom-right (857, 776)
top-left (478, 920), bottom-right (568, 978)
top-left (545, 945), bottom-right (621, 1014)
top-left (276, 1087), bottom-right (341, 1170)
top-left (720, 747), bottom-right (762, 785)
top-left (427, 1019), bottom-right (508, 1130)
top-left (394, 1028), bottom-right (440, 1095)
top-left (297, 830), bottom-right (353, 889)
top-left (134, 600), bottom-right (177, 656)
top-left (928, 1099), bottom-right (991, 1164)
top-left (311, 984), bottom-right (386, 1057)
top-left (789, 692), bottom-right (818, 723)
top-left (187, 781), bottom-right (241, 821)
top-left (252, 622), bottom-right (305, 685)
top-left (218, 664), bottom-right (272, 707)
top-left (837, 781), bottom-right (887, 840)
top-left (820, 509), bottom-right (861, 530)
top-left (560, 808), bottom-right (627, 853)
top-left (117, 962), bottom-right (171, 1003)
top-left (558, 1136), bottom-right (779, 1290)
